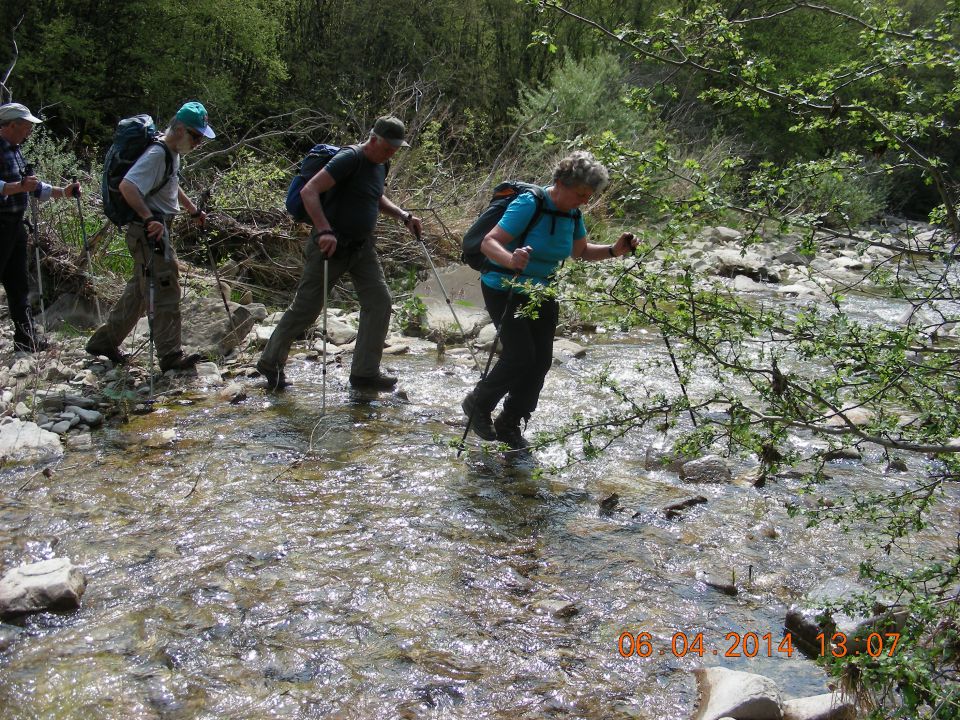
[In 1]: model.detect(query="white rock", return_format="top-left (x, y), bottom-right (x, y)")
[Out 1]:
top-left (0, 418), bottom-right (63, 463)
top-left (692, 667), bottom-right (783, 720)
top-left (10, 358), bottom-right (35, 377)
top-left (66, 432), bottom-right (94, 451)
top-left (254, 325), bottom-right (275, 345)
top-left (552, 338), bottom-right (587, 362)
top-left (419, 297), bottom-right (490, 341)
top-left (783, 692), bottom-right (855, 720)
top-left (320, 316), bottom-right (359, 346)
top-left (194, 362), bottom-right (222, 383)
top-left (39, 362), bottom-right (75, 382)
top-left (825, 406), bottom-right (873, 427)
top-left (705, 226), bottom-right (743, 243)
top-left (217, 382), bottom-right (247, 403)
top-left (414, 264), bottom-right (485, 307)
top-left (0, 558), bottom-right (87, 617)
top-left (831, 256), bottom-right (866, 272)
top-left (733, 275), bottom-right (765, 292)
top-left (777, 283), bottom-right (826, 299)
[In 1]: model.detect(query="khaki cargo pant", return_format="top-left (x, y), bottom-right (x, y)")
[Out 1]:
top-left (87, 221), bottom-right (183, 358)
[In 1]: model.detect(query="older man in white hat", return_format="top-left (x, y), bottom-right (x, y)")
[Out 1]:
top-left (0, 102), bottom-right (81, 352)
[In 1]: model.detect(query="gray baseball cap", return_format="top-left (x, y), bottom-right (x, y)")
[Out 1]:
top-left (372, 116), bottom-right (409, 147)
top-left (0, 103), bottom-right (42, 124)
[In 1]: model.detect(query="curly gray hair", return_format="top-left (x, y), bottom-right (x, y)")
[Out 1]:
top-left (552, 151), bottom-right (609, 191)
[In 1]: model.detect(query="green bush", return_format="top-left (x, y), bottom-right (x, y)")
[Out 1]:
top-left (512, 51), bottom-right (653, 169)
top-left (780, 155), bottom-right (891, 229)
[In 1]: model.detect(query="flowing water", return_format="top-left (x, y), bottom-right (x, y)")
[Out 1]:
top-left (1, 291), bottom-right (958, 719)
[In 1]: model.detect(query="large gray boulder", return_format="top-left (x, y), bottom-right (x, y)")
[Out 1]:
top-left (0, 558), bottom-right (87, 617)
top-left (414, 263), bottom-right (484, 308)
top-left (705, 247), bottom-right (780, 282)
top-left (692, 667), bottom-right (783, 720)
top-left (420, 298), bottom-right (491, 341)
top-left (180, 296), bottom-right (265, 356)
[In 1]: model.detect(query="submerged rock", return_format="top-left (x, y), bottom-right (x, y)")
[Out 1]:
top-left (680, 454), bottom-right (732, 483)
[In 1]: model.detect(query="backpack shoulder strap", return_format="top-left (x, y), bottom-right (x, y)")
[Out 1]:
top-left (515, 186), bottom-right (546, 243)
top-left (144, 139), bottom-right (175, 198)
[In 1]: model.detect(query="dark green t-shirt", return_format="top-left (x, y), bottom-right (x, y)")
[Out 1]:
top-left (322, 145), bottom-right (386, 243)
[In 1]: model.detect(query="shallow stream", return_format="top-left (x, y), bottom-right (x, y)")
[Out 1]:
top-left (1, 291), bottom-right (957, 719)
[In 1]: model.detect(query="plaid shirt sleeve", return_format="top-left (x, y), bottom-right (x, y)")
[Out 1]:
top-left (0, 140), bottom-right (28, 214)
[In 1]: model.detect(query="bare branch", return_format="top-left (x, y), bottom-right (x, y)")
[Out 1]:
top-left (1, 12), bottom-right (26, 103)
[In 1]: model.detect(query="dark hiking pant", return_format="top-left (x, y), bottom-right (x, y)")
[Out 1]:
top-left (0, 212), bottom-right (31, 333)
top-left (258, 232), bottom-right (392, 377)
top-left (470, 283), bottom-right (559, 419)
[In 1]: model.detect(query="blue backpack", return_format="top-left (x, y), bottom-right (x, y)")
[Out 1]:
top-left (101, 115), bottom-right (174, 226)
top-left (285, 144), bottom-right (371, 223)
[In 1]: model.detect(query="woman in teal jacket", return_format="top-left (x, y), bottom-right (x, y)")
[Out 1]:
top-left (462, 151), bottom-right (636, 449)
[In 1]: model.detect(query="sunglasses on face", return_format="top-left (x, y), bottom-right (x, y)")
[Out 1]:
top-left (186, 128), bottom-right (204, 142)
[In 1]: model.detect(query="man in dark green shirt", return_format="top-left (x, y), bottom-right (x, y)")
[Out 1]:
top-left (257, 116), bottom-right (422, 390)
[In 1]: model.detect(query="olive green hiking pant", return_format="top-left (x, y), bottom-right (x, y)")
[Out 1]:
top-left (87, 221), bottom-right (183, 358)
top-left (258, 233), bottom-right (392, 378)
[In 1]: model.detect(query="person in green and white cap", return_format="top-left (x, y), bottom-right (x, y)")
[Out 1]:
top-left (86, 101), bottom-right (215, 372)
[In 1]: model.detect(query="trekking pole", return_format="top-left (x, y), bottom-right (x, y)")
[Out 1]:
top-left (146, 225), bottom-right (164, 398)
top-left (457, 279), bottom-right (519, 457)
top-left (23, 164), bottom-right (47, 335)
top-left (198, 189), bottom-right (239, 347)
top-left (73, 175), bottom-right (102, 324)
top-left (322, 256), bottom-right (329, 415)
top-left (412, 227), bottom-right (482, 371)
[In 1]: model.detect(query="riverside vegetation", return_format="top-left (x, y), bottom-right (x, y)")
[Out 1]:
top-left (2, 1), bottom-right (959, 717)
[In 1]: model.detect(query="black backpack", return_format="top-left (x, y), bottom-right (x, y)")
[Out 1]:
top-left (462, 181), bottom-right (579, 271)
top-left (101, 115), bottom-right (174, 226)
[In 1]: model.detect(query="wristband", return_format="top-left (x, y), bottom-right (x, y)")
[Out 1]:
top-left (190, 210), bottom-right (202, 218)
top-left (145, 215), bottom-right (163, 226)
top-left (400, 211), bottom-right (411, 224)
top-left (317, 229), bottom-right (336, 238)
top-left (608, 245), bottom-right (617, 258)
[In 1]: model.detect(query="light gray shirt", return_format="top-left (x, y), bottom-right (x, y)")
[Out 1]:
top-left (123, 143), bottom-right (180, 215)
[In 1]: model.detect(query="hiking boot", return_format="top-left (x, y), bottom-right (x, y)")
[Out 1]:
top-left (349, 371), bottom-right (397, 390)
top-left (494, 410), bottom-right (529, 450)
top-left (85, 339), bottom-right (129, 365)
top-left (13, 319), bottom-right (49, 353)
top-left (462, 392), bottom-right (497, 441)
top-left (255, 360), bottom-right (290, 391)
top-left (159, 351), bottom-right (202, 373)
top-left (13, 336), bottom-right (49, 353)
